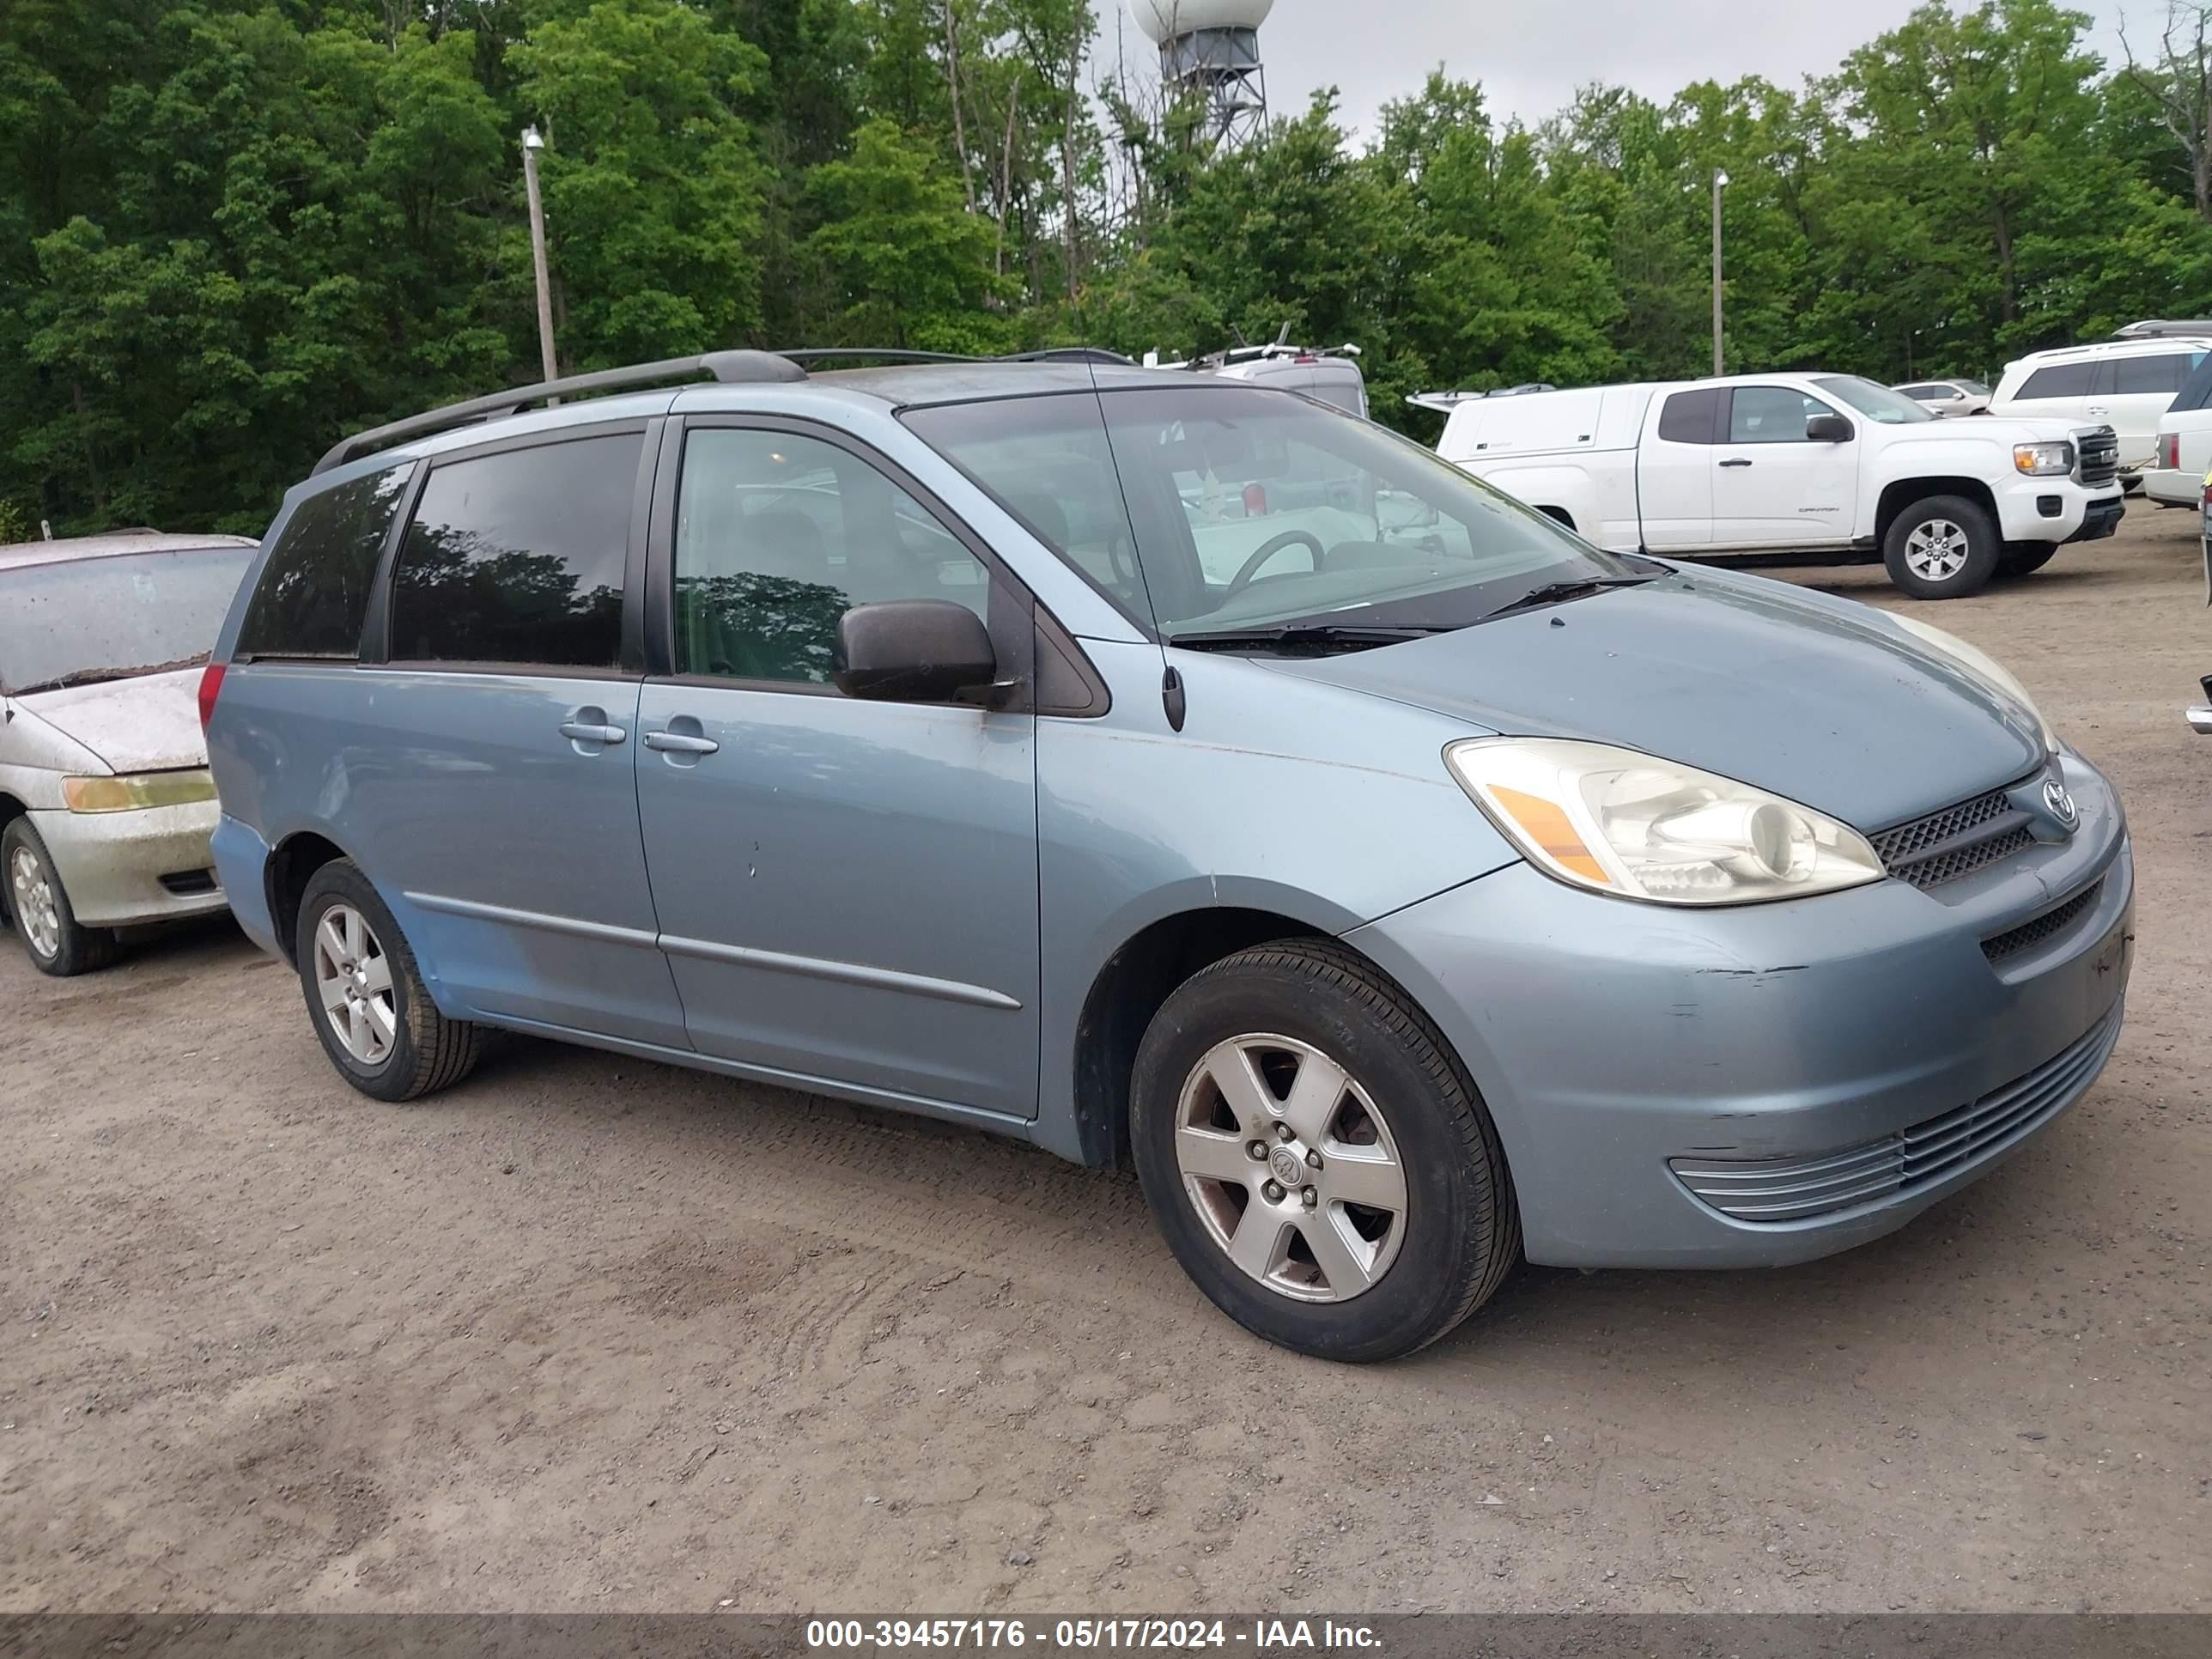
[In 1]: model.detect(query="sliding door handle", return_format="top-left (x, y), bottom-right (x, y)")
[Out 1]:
top-left (644, 731), bottom-right (720, 756)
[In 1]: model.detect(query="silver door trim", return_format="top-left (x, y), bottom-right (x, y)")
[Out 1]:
top-left (404, 890), bottom-right (663, 950)
top-left (659, 933), bottom-right (1024, 1011)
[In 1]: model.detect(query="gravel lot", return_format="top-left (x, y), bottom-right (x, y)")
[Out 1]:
top-left (3, 509), bottom-right (2206, 1616)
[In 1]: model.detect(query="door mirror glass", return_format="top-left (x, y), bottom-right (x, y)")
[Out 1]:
top-left (833, 600), bottom-right (997, 703)
top-left (1806, 413), bottom-right (1854, 443)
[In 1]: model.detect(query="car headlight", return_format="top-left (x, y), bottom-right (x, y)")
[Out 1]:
top-left (61, 769), bottom-right (217, 813)
top-left (1887, 615), bottom-right (2059, 754)
top-left (1444, 738), bottom-right (1884, 905)
top-left (2013, 441), bottom-right (2075, 477)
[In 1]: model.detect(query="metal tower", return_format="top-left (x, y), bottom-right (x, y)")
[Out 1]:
top-left (1130, 0), bottom-right (1274, 150)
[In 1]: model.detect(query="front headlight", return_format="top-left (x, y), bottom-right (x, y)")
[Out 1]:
top-left (61, 769), bottom-right (217, 813)
top-left (1887, 615), bottom-right (2059, 754)
top-left (1444, 738), bottom-right (1884, 906)
top-left (2013, 441), bottom-right (2075, 477)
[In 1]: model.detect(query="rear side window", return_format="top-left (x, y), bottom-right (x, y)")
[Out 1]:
top-left (237, 464), bottom-right (416, 659)
top-left (2112, 352), bottom-right (2197, 395)
top-left (1656, 389), bottom-right (1722, 443)
top-left (2017, 363), bottom-right (2095, 399)
top-left (1896, 385), bottom-right (1942, 399)
top-left (389, 433), bottom-right (641, 668)
top-left (2172, 357), bottom-right (2212, 414)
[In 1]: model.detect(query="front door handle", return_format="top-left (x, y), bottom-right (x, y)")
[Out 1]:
top-left (644, 731), bottom-right (720, 756)
top-left (1719, 458), bottom-right (1754, 468)
top-left (559, 720), bottom-right (627, 744)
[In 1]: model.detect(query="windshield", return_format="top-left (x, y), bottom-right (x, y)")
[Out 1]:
top-left (1, 546), bottom-right (255, 694)
top-left (1814, 376), bottom-right (1936, 425)
top-left (904, 386), bottom-right (1635, 641)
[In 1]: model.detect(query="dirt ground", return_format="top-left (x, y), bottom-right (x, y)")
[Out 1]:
top-left (3, 510), bottom-right (2207, 1618)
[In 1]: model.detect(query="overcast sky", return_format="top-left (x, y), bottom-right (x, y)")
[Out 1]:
top-left (1097, 1), bottom-right (2148, 137)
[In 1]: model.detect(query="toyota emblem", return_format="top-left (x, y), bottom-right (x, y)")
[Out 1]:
top-left (2042, 778), bottom-right (2079, 828)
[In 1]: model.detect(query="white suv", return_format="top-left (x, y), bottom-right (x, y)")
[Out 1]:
top-left (2146, 356), bottom-right (2212, 506)
top-left (1990, 337), bottom-right (2212, 474)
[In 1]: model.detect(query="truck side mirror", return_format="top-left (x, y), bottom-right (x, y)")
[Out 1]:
top-left (1806, 413), bottom-right (1854, 443)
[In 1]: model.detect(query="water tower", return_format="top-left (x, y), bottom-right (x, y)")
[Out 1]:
top-left (1130, 0), bottom-right (1274, 150)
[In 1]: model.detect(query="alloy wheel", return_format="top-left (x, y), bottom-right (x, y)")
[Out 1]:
top-left (1904, 518), bottom-right (1971, 583)
top-left (313, 902), bottom-right (397, 1066)
top-left (1171, 1034), bottom-right (1409, 1304)
top-left (9, 846), bottom-right (61, 961)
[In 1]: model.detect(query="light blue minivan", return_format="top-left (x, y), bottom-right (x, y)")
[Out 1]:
top-left (202, 351), bottom-right (2133, 1361)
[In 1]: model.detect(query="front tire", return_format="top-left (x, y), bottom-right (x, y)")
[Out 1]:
top-left (1130, 940), bottom-right (1519, 1362)
top-left (3, 819), bottom-right (118, 977)
top-left (1883, 495), bottom-right (1999, 599)
top-left (295, 860), bottom-right (481, 1102)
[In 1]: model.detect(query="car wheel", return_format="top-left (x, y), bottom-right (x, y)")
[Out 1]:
top-left (295, 860), bottom-right (482, 1102)
top-left (3, 819), bottom-right (118, 977)
top-left (1999, 544), bottom-right (2059, 578)
top-left (1883, 495), bottom-right (2000, 599)
top-left (1130, 939), bottom-right (1519, 1362)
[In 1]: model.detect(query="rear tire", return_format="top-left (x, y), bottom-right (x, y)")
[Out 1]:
top-left (1129, 939), bottom-right (1519, 1363)
top-left (295, 860), bottom-right (481, 1102)
top-left (3, 819), bottom-right (118, 977)
top-left (1883, 495), bottom-right (2000, 599)
top-left (1999, 544), bottom-right (2059, 578)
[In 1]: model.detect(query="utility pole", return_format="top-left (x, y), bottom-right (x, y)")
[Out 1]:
top-left (521, 126), bottom-right (559, 389)
top-left (1711, 169), bottom-right (1729, 377)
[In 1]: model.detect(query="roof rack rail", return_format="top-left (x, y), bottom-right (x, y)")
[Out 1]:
top-left (775, 346), bottom-right (1135, 368)
top-left (310, 349), bottom-right (809, 477)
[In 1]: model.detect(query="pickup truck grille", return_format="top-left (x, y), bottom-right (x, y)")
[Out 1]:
top-left (1868, 777), bottom-right (2039, 890)
top-left (2075, 427), bottom-right (2119, 488)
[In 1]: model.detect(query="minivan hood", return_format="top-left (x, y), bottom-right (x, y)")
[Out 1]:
top-left (1262, 570), bottom-right (2046, 831)
top-left (13, 666), bottom-right (209, 774)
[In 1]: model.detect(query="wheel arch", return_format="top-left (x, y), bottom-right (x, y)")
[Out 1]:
top-left (264, 829), bottom-right (356, 966)
top-left (1875, 477), bottom-right (1998, 547)
top-left (0, 792), bottom-right (25, 923)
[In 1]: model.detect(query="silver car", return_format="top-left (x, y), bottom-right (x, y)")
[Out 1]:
top-left (1, 531), bottom-right (256, 974)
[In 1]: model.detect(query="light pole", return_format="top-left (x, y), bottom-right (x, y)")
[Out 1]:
top-left (1711, 168), bottom-right (1729, 376)
top-left (521, 125), bottom-right (558, 389)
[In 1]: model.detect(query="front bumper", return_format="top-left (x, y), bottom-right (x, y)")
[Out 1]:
top-left (1993, 479), bottom-right (2123, 545)
top-left (27, 800), bottom-right (227, 928)
top-left (1346, 751), bottom-right (2132, 1269)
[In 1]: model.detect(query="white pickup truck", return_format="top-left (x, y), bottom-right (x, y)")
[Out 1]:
top-left (1421, 372), bottom-right (2125, 599)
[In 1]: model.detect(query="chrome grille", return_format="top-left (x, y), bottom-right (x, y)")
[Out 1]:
top-left (2075, 427), bottom-right (2119, 489)
top-left (1669, 1004), bottom-right (2122, 1224)
top-left (1983, 880), bottom-right (2102, 963)
top-left (1868, 781), bottom-right (2038, 890)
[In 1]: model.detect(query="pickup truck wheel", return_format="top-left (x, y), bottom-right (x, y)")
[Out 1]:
top-left (1883, 495), bottom-right (1999, 599)
top-left (1999, 544), bottom-right (2059, 577)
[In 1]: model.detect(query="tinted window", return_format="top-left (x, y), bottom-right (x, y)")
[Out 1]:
top-left (1728, 387), bottom-right (1827, 444)
top-left (1656, 389), bottom-right (1722, 444)
top-left (2172, 357), bottom-right (2212, 414)
top-left (3, 547), bottom-right (256, 694)
top-left (389, 434), bottom-right (641, 668)
top-left (1896, 385), bottom-right (1944, 400)
top-left (908, 387), bottom-right (1632, 641)
top-left (2018, 363), bottom-right (2095, 399)
top-left (673, 428), bottom-right (988, 685)
top-left (2112, 352), bottom-right (2196, 395)
top-left (237, 465), bottom-right (415, 659)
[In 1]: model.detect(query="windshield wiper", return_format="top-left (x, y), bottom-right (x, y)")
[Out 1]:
top-left (1478, 574), bottom-right (1657, 623)
top-left (1169, 623), bottom-right (1461, 654)
top-left (8, 653), bottom-right (210, 696)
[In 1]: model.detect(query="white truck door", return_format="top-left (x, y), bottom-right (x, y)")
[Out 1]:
top-left (1637, 387), bottom-right (1720, 549)
top-left (1707, 385), bottom-right (1857, 549)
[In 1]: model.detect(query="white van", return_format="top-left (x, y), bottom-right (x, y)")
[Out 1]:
top-left (1989, 337), bottom-right (2212, 472)
top-left (1149, 340), bottom-right (1370, 418)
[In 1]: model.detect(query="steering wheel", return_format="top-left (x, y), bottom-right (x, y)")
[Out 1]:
top-left (1222, 530), bottom-right (1328, 601)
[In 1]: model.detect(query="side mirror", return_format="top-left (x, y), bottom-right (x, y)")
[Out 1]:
top-left (1806, 413), bottom-right (1854, 443)
top-left (833, 600), bottom-right (997, 704)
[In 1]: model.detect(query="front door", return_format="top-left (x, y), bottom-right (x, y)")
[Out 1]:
top-left (634, 420), bottom-right (1042, 1120)
top-left (357, 425), bottom-right (689, 1048)
top-left (1708, 386), bottom-right (1859, 549)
